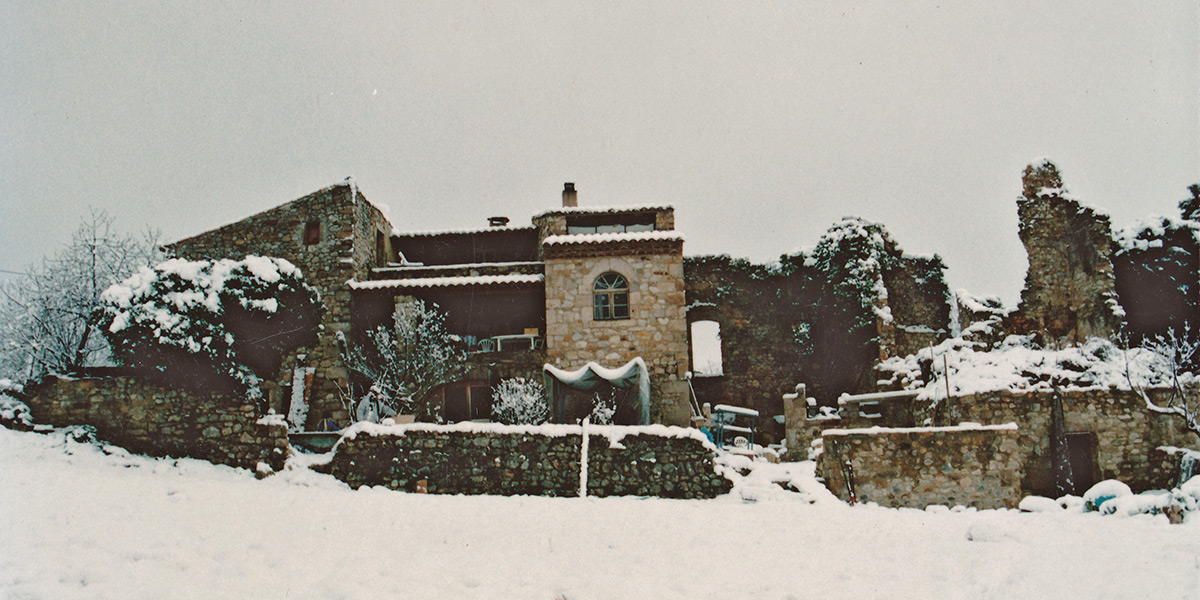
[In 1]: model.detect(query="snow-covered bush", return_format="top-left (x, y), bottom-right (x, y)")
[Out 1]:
top-left (96, 256), bottom-right (320, 400)
top-left (1114, 212), bottom-right (1200, 347)
top-left (589, 389), bottom-right (618, 425)
top-left (491, 377), bottom-right (548, 425)
top-left (339, 300), bottom-right (468, 422)
top-left (0, 379), bottom-right (32, 431)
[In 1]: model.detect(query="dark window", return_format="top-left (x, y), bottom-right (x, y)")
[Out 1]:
top-left (304, 221), bottom-right (321, 245)
top-left (375, 231), bottom-right (387, 267)
top-left (593, 272), bottom-right (630, 320)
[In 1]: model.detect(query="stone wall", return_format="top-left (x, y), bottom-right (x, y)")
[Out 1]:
top-left (168, 182), bottom-right (394, 428)
top-left (684, 256), bottom-right (806, 422)
top-left (321, 423), bottom-right (732, 498)
top-left (543, 243), bottom-right (691, 425)
top-left (1007, 160), bottom-right (1121, 344)
top-left (24, 375), bottom-right (289, 470)
top-left (818, 424), bottom-right (1026, 509)
top-left (918, 388), bottom-right (1196, 494)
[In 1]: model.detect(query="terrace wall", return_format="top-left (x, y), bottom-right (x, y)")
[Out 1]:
top-left (818, 425), bottom-right (1026, 509)
top-left (24, 375), bottom-right (289, 470)
top-left (321, 423), bottom-right (732, 498)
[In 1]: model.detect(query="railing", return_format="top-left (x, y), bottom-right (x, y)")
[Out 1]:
top-left (469, 333), bottom-right (543, 354)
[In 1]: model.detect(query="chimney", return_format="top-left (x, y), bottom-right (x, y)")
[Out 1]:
top-left (488, 216), bottom-right (510, 228)
top-left (562, 182), bottom-right (577, 208)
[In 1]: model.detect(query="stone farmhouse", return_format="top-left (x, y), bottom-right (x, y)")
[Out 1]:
top-left (168, 181), bottom-right (693, 430)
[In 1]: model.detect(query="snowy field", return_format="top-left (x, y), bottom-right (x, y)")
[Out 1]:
top-left (1, 428), bottom-right (1197, 600)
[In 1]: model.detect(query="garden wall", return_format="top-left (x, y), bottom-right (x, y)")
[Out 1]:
top-left (24, 375), bottom-right (289, 471)
top-left (920, 388), bottom-right (1195, 494)
top-left (818, 424), bottom-right (1025, 509)
top-left (321, 422), bottom-right (733, 498)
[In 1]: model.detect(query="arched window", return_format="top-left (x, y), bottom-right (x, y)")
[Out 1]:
top-left (593, 272), bottom-right (630, 320)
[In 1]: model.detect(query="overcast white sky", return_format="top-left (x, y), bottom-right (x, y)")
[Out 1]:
top-left (3, 2), bottom-right (1196, 306)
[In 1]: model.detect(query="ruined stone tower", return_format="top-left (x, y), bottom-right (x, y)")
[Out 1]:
top-left (1007, 159), bottom-right (1122, 344)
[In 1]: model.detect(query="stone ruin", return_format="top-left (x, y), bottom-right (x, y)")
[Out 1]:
top-left (1005, 159), bottom-right (1122, 344)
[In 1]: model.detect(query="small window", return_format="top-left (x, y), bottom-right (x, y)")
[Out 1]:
top-left (375, 230), bottom-right (387, 267)
top-left (593, 272), bottom-right (630, 320)
top-left (304, 220), bottom-right (321, 245)
top-left (690, 320), bottom-right (724, 376)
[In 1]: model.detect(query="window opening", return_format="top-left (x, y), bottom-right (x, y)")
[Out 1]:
top-left (375, 230), bottom-right (387, 267)
top-left (690, 320), bottom-right (724, 376)
top-left (303, 220), bottom-right (321, 245)
top-left (593, 272), bottom-right (630, 320)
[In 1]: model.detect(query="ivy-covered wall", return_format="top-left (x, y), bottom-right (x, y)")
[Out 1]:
top-left (684, 220), bottom-right (951, 417)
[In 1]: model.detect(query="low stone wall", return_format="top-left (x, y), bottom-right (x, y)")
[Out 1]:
top-left (919, 388), bottom-right (1195, 494)
top-left (321, 422), bottom-right (733, 498)
top-left (818, 424), bottom-right (1026, 509)
top-left (24, 375), bottom-right (289, 471)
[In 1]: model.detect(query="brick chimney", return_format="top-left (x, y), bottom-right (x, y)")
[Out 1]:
top-left (562, 182), bottom-right (577, 208)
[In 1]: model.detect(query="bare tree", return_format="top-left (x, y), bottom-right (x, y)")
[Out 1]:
top-left (1123, 327), bottom-right (1200, 442)
top-left (0, 211), bottom-right (161, 381)
top-left (339, 300), bottom-right (468, 422)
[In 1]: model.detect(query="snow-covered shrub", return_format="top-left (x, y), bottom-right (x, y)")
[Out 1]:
top-left (491, 377), bottom-right (548, 425)
top-left (339, 300), bottom-right (468, 422)
top-left (0, 379), bottom-right (32, 431)
top-left (589, 389), bottom-right (618, 425)
top-left (1114, 212), bottom-right (1200, 347)
top-left (97, 256), bottom-right (320, 401)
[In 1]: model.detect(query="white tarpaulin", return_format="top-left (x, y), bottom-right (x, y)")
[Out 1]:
top-left (543, 357), bottom-right (651, 425)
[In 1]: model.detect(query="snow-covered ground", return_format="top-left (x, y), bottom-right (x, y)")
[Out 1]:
top-left (2, 428), bottom-right (1198, 599)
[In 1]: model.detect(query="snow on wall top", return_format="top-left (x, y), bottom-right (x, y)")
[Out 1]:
top-left (348, 274), bottom-right (544, 290)
top-left (542, 231), bottom-right (684, 246)
top-left (339, 420), bottom-right (717, 452)
top-left (822, 422), bottom-right (1019, 437)
top-left (392, 225), bottom-right (536, 238)
top-left (534, 204), bottom-right (672, 218)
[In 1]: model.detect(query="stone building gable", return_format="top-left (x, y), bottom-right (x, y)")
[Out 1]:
top-left (168, 181), bottom-right (395, 429)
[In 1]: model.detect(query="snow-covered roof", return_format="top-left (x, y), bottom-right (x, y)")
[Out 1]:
top-left (392, 225), bottom-right (536, 238)
top-left (534, 204), bottom-right (673, 218)
top-left (349, 274), bottom-right (544, 290)
top-left (542, 231), bottom-right (684, 246)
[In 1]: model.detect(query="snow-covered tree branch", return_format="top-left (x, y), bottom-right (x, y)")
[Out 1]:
top-left (1122, 328), bottom-right (1200, 442)
top-left (339, 300), bottom-right (468, 422)
top-left (0, 211), bottom-right (162, 381)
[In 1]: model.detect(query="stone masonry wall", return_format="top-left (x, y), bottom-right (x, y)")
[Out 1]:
top-left (25, 375), bottom-right (289, 470)
top-left (169, 182), bottom-right (394, 428)
top-left (918, 388), bottom-right (1196, 494)
top-left (818, 425), bottom-right (1026, 509)
top-left (1007, 161), bottom-right (1121, 344)
top-left (321, 423), bottom-right (732, 498)
top-left (544, 243), bottom-right (691, 425)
